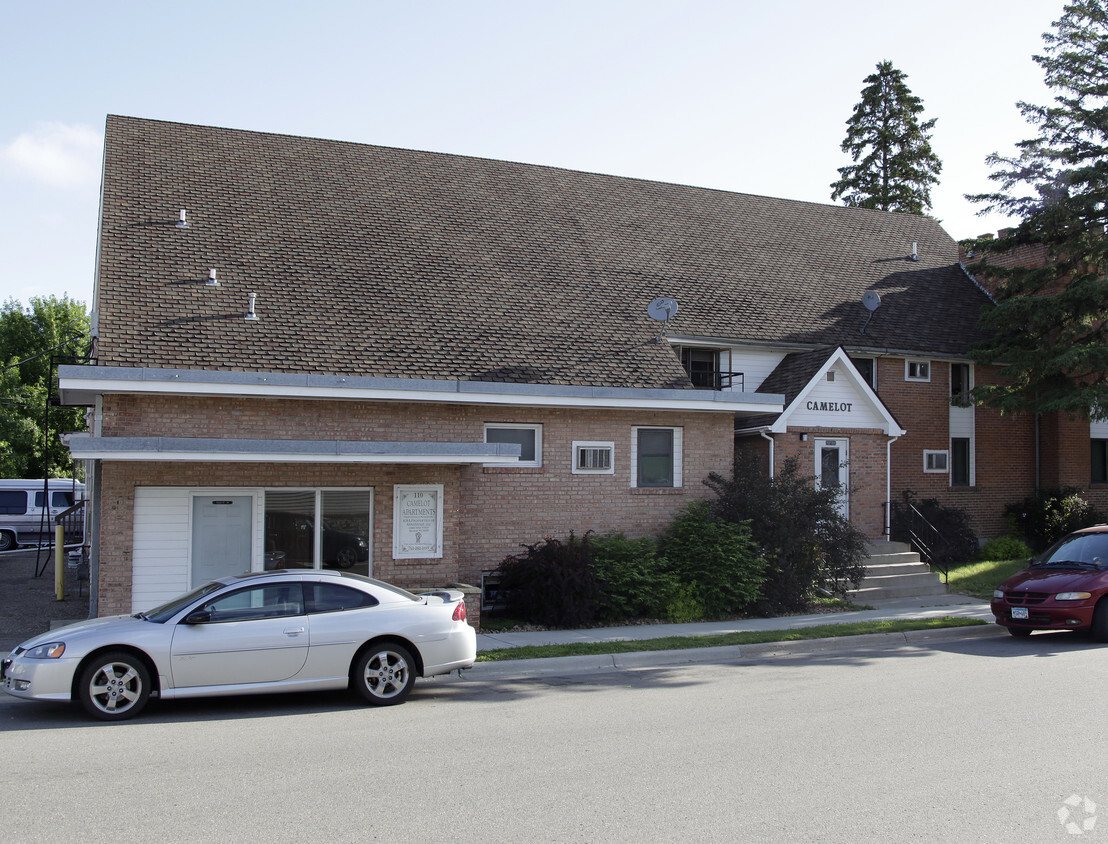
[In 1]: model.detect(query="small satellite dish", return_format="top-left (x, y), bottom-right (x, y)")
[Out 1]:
top-left (647, 297), bottom-right (679, 322)
top-left (647, 296), bottom-right (678, 344)
top-left (860, 291), bottom-right (881, 335)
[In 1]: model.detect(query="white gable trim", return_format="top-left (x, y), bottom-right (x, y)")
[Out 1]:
top-left (769, 348), bottom-right (906, 436)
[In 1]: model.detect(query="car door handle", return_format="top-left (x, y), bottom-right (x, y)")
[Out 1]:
top-left (284, 627), bottom-right (306, 636)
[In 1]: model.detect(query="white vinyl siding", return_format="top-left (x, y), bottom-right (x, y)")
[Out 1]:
top-left (131, 487), bottom-right (192, 612)
top-left (131, 487), bottom-right (264, 612)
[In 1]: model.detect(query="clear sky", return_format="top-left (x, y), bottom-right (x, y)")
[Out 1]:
top-left (1, 0), bottom-right (1060, 309)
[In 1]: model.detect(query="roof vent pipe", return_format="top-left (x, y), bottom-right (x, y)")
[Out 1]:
top-left (245, 293), bottom-right (259, 321)
top-left (910, 242), bottom-right (920, 261)
top-left (206, 268), bottom-right (220, 287)
top-left (176, 209), bottom-right (189, 228)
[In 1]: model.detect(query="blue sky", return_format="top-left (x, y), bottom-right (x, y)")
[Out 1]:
top-left (2, 0), bottom-right (1058, 308)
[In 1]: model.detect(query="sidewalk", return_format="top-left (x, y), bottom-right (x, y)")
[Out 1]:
top-left (469, 592), bottom-right (1000, 679)
top-left (475, 592), bottom-right (993, 651)
top-left (0, 549), bottom-right (999, 678)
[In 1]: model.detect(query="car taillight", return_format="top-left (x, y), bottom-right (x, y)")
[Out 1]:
top-left (452, 602), bottom-right (466, 622)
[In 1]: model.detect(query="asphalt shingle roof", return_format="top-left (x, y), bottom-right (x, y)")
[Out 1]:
top-left (95, 116), bottom-right (995, 388)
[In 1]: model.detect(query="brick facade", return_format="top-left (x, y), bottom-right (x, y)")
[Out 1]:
top-left (93, 394), bottom-right (732, 615)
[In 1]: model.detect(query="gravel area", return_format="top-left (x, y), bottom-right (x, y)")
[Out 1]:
top-left (0, 548), bottom-right (90, 652)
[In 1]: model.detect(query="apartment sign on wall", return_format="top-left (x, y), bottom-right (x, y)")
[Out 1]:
top-left (393, 484), bottom-right (444, 559)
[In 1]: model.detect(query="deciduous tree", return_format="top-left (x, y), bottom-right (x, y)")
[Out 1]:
top-left (0, 296), bottom-right (89, 478)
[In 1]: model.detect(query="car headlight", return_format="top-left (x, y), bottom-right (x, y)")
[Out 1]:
top-left (1055, 592), bottom-right (1093, 601)
top-left (993, 590), bottom-right (1005, 599)
top-left (26, 642), bottom-right (65, 659)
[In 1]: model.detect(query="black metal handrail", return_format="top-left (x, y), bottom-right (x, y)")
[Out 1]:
top-left (33, 500), bottom-right (86, 578)
top-left (888, 500), bottom-right (954, 580)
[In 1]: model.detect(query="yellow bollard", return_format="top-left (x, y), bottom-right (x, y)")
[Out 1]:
top-left (55, 524), bottom-right (64, 601)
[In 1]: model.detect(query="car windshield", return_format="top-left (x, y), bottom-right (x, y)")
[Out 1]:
top-left (1034, 533), bottom-right (1108, 568)
top-left (139, 581), bottom-right (228, 623)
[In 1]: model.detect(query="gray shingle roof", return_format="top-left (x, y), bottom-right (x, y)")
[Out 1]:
top-left (95, 116), bottom-right (994, 388)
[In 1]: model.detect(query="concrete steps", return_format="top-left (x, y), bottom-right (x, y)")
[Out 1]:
top-left (847, 540), bottom-right (948, 602)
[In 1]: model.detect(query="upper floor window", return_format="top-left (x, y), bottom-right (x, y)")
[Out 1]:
top-left (951, 363), bottom-right (972, 405)
top-left (851, 357), bottom-right (876, 389)
top-left (484, 423), bottom-right (542, 467)
top-left (905, 360), bottom-right (931, 382)
top-left (680, 348), bottom-right (742, 391)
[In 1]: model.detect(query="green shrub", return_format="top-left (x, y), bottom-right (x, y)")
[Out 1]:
top-left (980, 535), bottom-right (1033, 561)
top-left (1005, 488), bottom-right (1104, 551)
top-left (665, 584), bottom-right (705, 623)
top-left (589, 533), bottom-right (673, 621)
top-left (495, 532), bottom-right (603, 628)
top-left (706, 454), bottom-right (867, 613)
top-left (890, 491), bottom-right (979, 564)
top-left (658, 500), bottom-right (766, 618)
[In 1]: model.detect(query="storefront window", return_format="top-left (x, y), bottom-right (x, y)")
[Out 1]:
top-left (264, 489), bottom-right (372, 576)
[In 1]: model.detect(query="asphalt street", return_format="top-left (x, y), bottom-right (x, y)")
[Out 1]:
top-left (1, 623), bottom-right (1101, 843)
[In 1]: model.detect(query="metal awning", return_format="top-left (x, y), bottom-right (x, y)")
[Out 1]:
top-left (65, 435), bottom-right (522, 464)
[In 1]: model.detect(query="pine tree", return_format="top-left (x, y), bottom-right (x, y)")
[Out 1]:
top-left (830, 61), bottom-right (943, 214)
top-left (966, 0), bottom-right (1108, 418)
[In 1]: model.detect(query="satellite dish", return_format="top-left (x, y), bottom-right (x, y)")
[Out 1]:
top-left (863, 291), bottom-right (882, 312)
top-left (647, 297), bottom-right (679, 322)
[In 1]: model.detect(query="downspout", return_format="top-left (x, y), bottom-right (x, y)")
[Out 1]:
top-left (760, 429), bottom-right (775, 478)
top-left (886, 434), bottom-right (901, 539)
top-left (1034, 412), bottom-right (1041, 492)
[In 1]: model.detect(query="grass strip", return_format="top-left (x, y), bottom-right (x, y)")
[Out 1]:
top-left (475, 616), bottom-right (987, 662)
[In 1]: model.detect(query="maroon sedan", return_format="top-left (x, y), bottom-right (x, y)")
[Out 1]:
top-left (992, 525), bottom-right (1108, 639)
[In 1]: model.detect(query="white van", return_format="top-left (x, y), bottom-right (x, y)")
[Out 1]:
top-left (0, 479), bottom-right (85, 551)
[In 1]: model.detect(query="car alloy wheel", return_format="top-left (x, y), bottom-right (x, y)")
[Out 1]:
top-left (78, 651), bottom-right (151, 721)
top-left (353, 644), bottom-right (415, 706)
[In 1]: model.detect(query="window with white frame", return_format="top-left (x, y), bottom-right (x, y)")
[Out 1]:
top-left (632, 427), bottom-right (683, 488)
top-left (923, 450), bottom-right (949, 473)
top-left (905, 360), bottom-right (931, 382)
top-left (484, 423), bottom-right (542, 467)
top-left (1092, 439), bottom-right (1107, 484)
top-left (572, 441), bottom-right (614, 474)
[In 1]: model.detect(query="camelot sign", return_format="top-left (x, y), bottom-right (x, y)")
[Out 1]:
top-left (805, 400), bottom-right (854, 413)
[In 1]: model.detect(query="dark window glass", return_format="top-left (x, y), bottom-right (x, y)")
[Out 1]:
top-left (1093, 440), bottom-right (1108, 484)
top-left (637, 429), bottom-right (674, 487)
top-left (202, 583), bottom-right (305, 622)
top-left (34, 491), bottom-right (75, 509)
top-left (681, 349), bottom-right (720, 389)
top-left (306, 582), bottom-right (378, 613)
top-left (0, 491), bottom-right (27, 515)
top-left (486, 427), bottom-right (537, 462)
top-left (951, 438), bottom-right (971, 486)
top-left (951, 363), bottom-right (971, 404)
top-left (851, 357), bottom-right (875, 388)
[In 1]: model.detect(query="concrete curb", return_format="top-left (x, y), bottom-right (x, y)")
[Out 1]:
top-left (461, 622), bottom-right (1007, 681)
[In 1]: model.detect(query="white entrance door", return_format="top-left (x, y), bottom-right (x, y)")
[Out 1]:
top-left (815, 439), bottom-right (849, 519)
top-left (191, 496), bottom-right (254, 586)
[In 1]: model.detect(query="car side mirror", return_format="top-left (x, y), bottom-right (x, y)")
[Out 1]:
top-left (183, 609), bottom-right (212, 624)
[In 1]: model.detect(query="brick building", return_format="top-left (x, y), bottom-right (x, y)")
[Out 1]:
top-left (60, 116), bottom-right (1107, 620)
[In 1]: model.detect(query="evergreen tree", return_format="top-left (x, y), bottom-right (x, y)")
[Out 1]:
top-left (0, 296), bottom-right (89, 478)
top-left (830, 61), bottom-right (943, 214)
top-left (966, 0), bottom-right (1108, 418)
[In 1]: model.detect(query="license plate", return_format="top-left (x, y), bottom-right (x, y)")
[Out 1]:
top-left (1011, 607), bottom-right (1029, 620)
